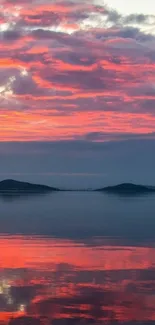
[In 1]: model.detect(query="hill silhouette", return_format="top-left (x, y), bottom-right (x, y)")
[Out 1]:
top-left (0, 180), bottom-right (155, 195)
top-left (96, 183), bottom-right (155, 194)
top-left (0, 179), bottom-right (59, 193)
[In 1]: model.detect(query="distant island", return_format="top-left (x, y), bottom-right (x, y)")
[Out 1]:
top-left (96, 183), bottom-right (155, 195)
top-left (0, 180), bottom-right (155, 196)
top-left (0, 179), bottom-right (59, 193)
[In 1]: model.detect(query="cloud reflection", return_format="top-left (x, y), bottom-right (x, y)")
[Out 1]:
top-left (0, 236), bottom-right (154, 324)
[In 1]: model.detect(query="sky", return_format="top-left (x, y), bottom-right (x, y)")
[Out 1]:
top-left (0, 0), bottom-right (155, 188)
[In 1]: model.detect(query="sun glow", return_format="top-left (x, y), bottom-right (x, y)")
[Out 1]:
top-left (0, 76), bottom-right (15, 101)
top-left (20, 68), bottom-right (28, 77)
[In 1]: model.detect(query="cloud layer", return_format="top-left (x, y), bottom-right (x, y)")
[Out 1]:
top-left (0, 0), bottom-right (155, 141)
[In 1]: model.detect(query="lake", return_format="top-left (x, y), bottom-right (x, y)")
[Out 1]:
top-left (0, 192), bottom-right (155, 325)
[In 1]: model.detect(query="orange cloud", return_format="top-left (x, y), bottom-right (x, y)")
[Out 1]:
top-left (0, 109), bottom-right (155, 141)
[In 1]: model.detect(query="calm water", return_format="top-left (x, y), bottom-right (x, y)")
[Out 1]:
top-left (0, 192), bottom-right (155, 324)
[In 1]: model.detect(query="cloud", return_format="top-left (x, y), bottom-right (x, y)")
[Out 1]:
top-left (9, 317), bottom-right (41, 325)
top-left (83, 131), bottom-right (155, 141)
top-left (0, 139), bottom-right (154, 188)
top-left (0, 0), bottom-right (155, 140)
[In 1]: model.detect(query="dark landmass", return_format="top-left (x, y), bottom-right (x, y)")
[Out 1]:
top-left (96, 183), bottom-right (155, 195)
top-left (0, 179), bottom-right (59, 193)
top-left (0, 180), bottom-right (155, 196)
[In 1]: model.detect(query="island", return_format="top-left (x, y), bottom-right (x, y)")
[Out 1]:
top-left (96, 183), bottom-right (155, 195)
top-left (0, 179), bottom-right (60, 193)
top-left (0, 180), bottom-right (155, 196)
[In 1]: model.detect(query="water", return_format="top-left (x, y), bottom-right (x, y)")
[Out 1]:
top-left (0, 192), bottom-right (155, 324)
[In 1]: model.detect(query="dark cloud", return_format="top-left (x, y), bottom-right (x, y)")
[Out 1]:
top-left (83, 131), bottom-right (155, 141)
top-left (0, 140), bottom-right (154, 188)
top-left (123, 13), bottom-right (155, 25)
top-left (9, 317), bottom-right (41, 325)
top-left (1, 30), bottom-right (22, 41)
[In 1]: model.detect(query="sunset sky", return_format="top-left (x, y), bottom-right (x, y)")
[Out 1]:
top-left (0, 0), bottom-right (155, 187)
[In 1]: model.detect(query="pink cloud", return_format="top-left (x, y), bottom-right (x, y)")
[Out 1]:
top-left (0, 0), bottom-right (155, 141)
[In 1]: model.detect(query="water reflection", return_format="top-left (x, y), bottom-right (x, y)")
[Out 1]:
top-left (0, 235), bottom-right (155, 324)
top-left (0, 192), bottom-right (155, 243)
